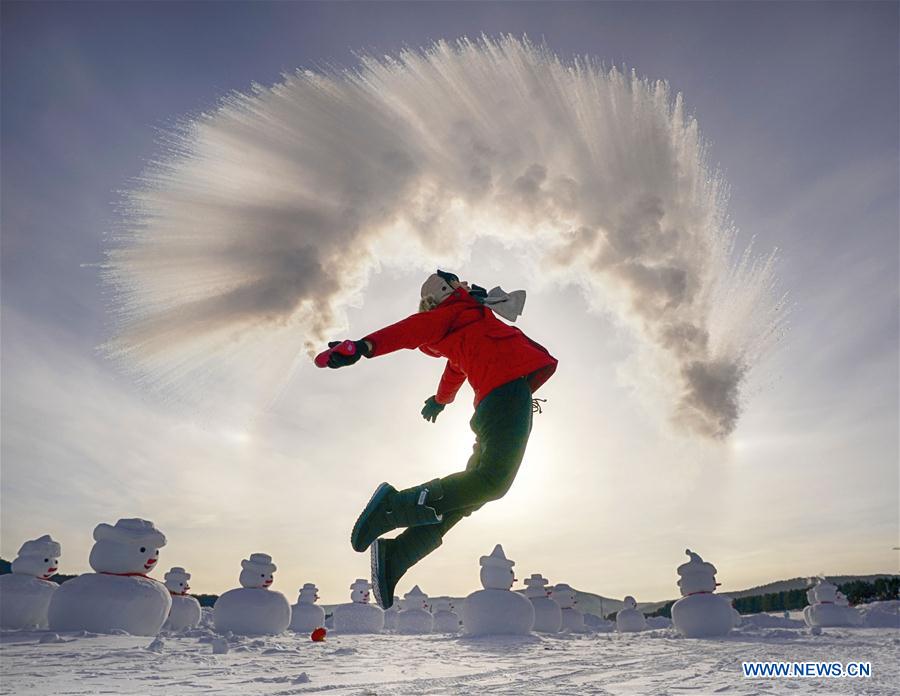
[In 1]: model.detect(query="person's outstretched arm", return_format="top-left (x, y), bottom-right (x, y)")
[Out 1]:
top-left (318, 308), bottom-right (455, 369)
top-left (362, 309), bottom-right (455, 357)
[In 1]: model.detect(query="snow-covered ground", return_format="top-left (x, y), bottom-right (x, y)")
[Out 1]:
top-left (2, 608), bottom-right (898, 696)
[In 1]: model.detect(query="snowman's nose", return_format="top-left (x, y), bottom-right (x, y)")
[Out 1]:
top-left (146, 558), bottom-right (157, 564)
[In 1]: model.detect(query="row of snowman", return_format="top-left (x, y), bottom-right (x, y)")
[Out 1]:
top-left (0, 521), bottom-right (863, 638)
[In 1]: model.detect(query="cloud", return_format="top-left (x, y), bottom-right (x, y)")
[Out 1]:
top-left (102, 36), bottom-right (784, 438)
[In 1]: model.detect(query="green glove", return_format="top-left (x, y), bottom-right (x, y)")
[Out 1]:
top-left (421, 396), bottom-right (445, 423)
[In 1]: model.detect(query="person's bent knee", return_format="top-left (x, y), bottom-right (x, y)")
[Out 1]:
top-left (479, 470), bottom-right (516, 502)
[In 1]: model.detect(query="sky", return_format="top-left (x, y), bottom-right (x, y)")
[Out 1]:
top-left (1, 2), bottom-right (897, 604)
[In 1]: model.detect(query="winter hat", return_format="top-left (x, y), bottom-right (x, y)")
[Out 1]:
top-left (164, 567), bottom-right (191, 593)
top-left (17, 534), bottom-right (61, 559)
top-left (524, 573), bottom-right (548, 588)
top-left (479, 544), bottom-right (514, 569)
top-left (676, 549), bottom-right (717, 580)
top-left (93, 518), bottom-right (167, 548)
top-left (241, 553), bottom-right (276, 574)
top-left (404, 584), bottom-right (428, 600)
top-left (164, 567), bottom-right (191, 583)
top-left (420, 271), bottom-right (457, 309)
top-left (524, 573), bottom-right (550, 598)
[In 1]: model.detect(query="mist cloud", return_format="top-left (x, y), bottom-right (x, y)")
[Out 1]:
top-left (103, 37), bottom-right (784, 438)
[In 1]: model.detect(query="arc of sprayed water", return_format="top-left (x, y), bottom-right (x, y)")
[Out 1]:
top-left (102, 35), bottom-right (785, 438)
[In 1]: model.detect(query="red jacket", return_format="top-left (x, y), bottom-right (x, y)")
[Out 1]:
top-left (363, 288), bottom-right (558, 406)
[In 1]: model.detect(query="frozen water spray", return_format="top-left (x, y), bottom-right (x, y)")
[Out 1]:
top-left (103, 36), bottom-right (785, 438)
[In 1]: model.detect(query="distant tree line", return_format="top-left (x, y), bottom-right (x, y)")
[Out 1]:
top-left (646, 577), bottom-right (899, 618)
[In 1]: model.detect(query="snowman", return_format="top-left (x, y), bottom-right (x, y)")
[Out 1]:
top-left (396, 585), bottom-right (434, 634)
top-left (214, 553), bottom-right (290, 635)
top-left (670, 549), bottom-right (733, 638)
top-left (332, 579), bottom-right (384, 633)
top-left (431, 598), bottom-right (461, 633)
top-left (462, 544), bottom-right (534, 636)
top-left (290, 582), bottom-right (326, 633)
top-left (48, 519), bottom-right (171, 636)
top-left (615, 596), bottom-right (647, 633)
top-left (524, 573), bottom-right (561, 633)
top-left (0, 535), bottom-right (61, 629)
top-left (551, 583), bottom-right (586, 632)
top-left (383, 596), bottom-right (402, 631)
top-left (803, 578), bottom-right (859, 628)
top-left (162, 567), bottom-right (201, 631)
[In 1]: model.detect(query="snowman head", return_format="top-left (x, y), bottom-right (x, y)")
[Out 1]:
top-left (623, 596), bottom-right (638, 610)
top-left (808, 577), bottom-right (838, 603)
top-left (433, 598), bottom-right (453, 613)
top-left (239, 553), bottom-right (276, 588)
top-left (402, 585), bottom-right (428, 610)
top-left (89, 519), bottom-right (166, 575)
top-left (479, 544), bottom-right (515, 590)
top-left (676, 549), bottom-right (718, 596)
top-left (551, 583), bottom-right (577, 609)
top-left (350, 578), bottom-right (371, 603)
top-left (298, 583), bottom-right (319, 604)
top-left (835, 590), bottom-right (849, 607)
top-left (164, 567), bottom-right (192, 595)
top-left (524, 573), bottom-right (549, 598)
top-left (12, 535), bottom-right (61, 579)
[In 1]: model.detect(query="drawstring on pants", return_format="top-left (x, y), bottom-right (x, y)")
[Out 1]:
top-left (532, 398), bottom-right (547, 414)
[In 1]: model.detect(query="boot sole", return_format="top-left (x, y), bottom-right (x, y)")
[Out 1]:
top-left (370, 538), bottom-right (391, 609)
top-left (351, 482), bottom-right (392, 552)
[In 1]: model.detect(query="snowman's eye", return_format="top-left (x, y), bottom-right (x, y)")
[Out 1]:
top-left (140, 547), bottom-right (146, 553)
top-left (261, 574), bottom-right (265, 577)
top-left (44, 558), bottom-right (49, 563)
top-left (155, 550), bottom-right (159, 555)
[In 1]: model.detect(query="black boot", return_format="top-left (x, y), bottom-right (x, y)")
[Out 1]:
top-left (371, 507), bottom-right (468, 609)
top-left (350, 480), bottom-right (444, 553)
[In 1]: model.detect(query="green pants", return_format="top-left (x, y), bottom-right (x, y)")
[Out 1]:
top-left (388, 377), bottom-right (535, 578)
top-left (433, 376), bottom-right (534, 515)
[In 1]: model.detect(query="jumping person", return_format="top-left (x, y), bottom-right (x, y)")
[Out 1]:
top-left (319, 270), bottom-right (557, 608)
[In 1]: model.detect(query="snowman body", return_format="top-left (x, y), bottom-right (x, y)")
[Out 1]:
top-left (0, 535), bottom-right (60, 630)
top-left (671, 550), bottom-right (733, 638)
top-left (333, 579), bottom-right (383, 634)
top-left (48, 519), bottom-right (172, 636)
top-left (214, 553), bottom-right (290, 635)
top-left (615, 596), bottom-right (647, 633)
top-left (524, 574), bottom-right (561, 633)
top-left (462, 545), bottom-right (534, 636)
top-left (290, 583), bottom-right (326, 632)
top-left (396, 585), bottom-right (434, 634)
top-left (163, 568), bottom-right (201, 631)
top-left (383, 599), bottom-right (401, 631)
top-left (166, 595), bottom-right (202, 632)
top-left (552, 584), bottom-right (586, 632)
top-left (431, 599), bottom-right (461, 633)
